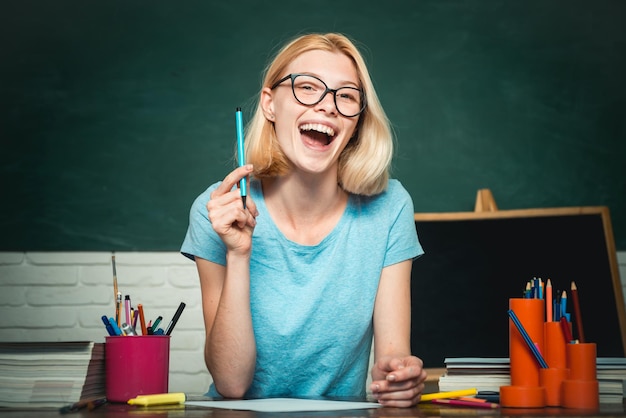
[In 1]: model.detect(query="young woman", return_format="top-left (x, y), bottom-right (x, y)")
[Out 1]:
top-left (181, 33), bottom-right (426, 407)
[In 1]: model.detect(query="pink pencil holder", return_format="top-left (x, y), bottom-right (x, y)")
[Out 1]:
top-left (105, 336), bottom-right (170, 402)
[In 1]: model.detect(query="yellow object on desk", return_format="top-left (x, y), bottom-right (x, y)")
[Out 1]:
top-left (127, 392), bottom-right (186, 406)
top-left (419, 388), bottom-right (478, 402)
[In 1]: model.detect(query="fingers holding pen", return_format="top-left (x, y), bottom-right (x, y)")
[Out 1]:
top-left (208, 192), bottom-right (255, 228)
top-left (214, 165), bottom-right (254, 199)
top-left (208, 165), bottom-right (258, 248)
top-left (236, 165), bottom-right (258, 221)
top-left (207, 198), bottom-right (256, 255)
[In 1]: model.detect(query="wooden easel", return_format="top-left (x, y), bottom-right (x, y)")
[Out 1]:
top-left (474, 188), bottom-right (498, 212)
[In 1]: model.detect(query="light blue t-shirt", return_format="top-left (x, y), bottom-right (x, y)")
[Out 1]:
top-left (181, 179), bottom-right (422, 398)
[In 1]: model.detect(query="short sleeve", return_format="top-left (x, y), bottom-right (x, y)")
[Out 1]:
top-left (382, 180), bottom-right (423, 267)
top-left (180, 182), bottom-right (227, 265)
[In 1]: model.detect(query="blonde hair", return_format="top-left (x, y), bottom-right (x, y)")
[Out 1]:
top-left (246, 33), bottom-right (393, 196)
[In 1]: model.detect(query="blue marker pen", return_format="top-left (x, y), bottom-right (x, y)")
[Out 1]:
top-left (101, 315), bottom-right (116, 336)
top-left (108, 317), bottom-right (123, 336)
top-left (236, 107), bottom-right (247, 209)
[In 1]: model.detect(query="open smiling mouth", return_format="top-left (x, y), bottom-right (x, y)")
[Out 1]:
top-left (299, 123), bottom-right (336, 146)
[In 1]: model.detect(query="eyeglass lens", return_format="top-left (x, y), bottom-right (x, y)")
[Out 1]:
top-left (291, 74), bottom-right (364, 117)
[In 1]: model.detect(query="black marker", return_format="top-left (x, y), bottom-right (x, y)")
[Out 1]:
top-left (165, 302), bottom-right (186, 335)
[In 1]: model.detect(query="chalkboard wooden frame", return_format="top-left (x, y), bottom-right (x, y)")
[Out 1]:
top-left (410, 204), bottom-right (626, 368)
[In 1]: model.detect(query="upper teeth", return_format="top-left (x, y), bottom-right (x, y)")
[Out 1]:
top-left (300, 123), bottom-right (335, 137)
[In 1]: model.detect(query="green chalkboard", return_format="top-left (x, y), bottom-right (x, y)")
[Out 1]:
top-left (1, 1), bottom-right (625, 250)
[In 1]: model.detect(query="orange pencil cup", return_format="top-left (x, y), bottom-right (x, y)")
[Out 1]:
top-left (540, 321), bottom-right (569, 406)
top-left (543, 321), bottom-right (567, 369)
top-left (500, 298), bottom-right (546, 408)
top-left (561, 343), bottom-right (599, 410)
top-left (539, 367), bottom-right (568, 407)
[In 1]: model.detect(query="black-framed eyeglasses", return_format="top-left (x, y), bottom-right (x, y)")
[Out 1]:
top-left (270, 73), bottom-right (367, 118)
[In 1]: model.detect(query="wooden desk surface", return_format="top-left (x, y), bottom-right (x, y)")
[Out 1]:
top-left (1, 402), bottom-right (625, 418)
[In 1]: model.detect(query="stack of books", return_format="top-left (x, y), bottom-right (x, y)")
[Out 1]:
top-left (597, 358), bottom-right (626, 404)
top-left (438, 357), bottom-right (511, 393)
top-left (438, 357), bottom-right (626, 404)
top-left (0, 341), bottom-right (105, 408)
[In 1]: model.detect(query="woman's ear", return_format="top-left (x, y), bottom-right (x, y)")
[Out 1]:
top-left (261, 87), bottom-right (275, 122)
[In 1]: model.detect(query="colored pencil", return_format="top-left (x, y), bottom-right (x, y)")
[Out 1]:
top-left (431, 399), bottom-right (499, 409)
top-left (458, 397), bottom-right (487, 403)
top-left (560, 316), bottom-right (574, 343)
top-left (112, 255), bottom-right (118, 301)
top-left (561, 290), bottom-right (568, 320)
top-left (571, 281), bottom-right (585, 343)
top-left (137, 303), bottom-right (148, 336)
top-left (546, 279), bottom-right (553, 322)
top-left (112, 255), bottom-right (119, 324)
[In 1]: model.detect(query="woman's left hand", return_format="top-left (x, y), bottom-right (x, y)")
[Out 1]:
top-left (370, 355), bottom-right (428, 407)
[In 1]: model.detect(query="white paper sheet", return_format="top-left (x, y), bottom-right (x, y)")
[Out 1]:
top-left (185, 398), bottom-right (382, 412)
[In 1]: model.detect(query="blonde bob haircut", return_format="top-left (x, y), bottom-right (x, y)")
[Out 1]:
top-left (245, 33), bottom-right (394, 196)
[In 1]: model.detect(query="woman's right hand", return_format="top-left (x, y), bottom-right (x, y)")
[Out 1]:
top-left (207, 164), bottom-right (258, 255)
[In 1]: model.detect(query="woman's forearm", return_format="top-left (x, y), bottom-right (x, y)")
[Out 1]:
top-left (204, 252), bottom-right (256, 398)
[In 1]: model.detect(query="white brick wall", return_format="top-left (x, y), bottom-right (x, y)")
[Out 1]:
top-left (0, 252), bottom-right (211, 396)
top-left (1, 251), bottom-right (626, 396)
